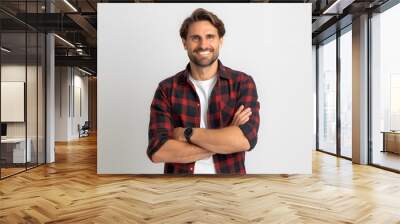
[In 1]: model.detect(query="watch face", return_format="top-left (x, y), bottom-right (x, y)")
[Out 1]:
top-left (184, 128), bottom-right (193, 140)
top-left (184, 128), bottom-right (193, 137)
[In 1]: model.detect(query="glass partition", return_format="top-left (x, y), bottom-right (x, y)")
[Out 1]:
top-left (0, 31), bottom-right (28, 177)
top-left (317, 36), bottom-right (337, 155)
top-left (0, 1), bottom-right (46, 179)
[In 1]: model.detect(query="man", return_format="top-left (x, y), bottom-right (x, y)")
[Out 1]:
top-left (147, 8), bottom-right (260, 174)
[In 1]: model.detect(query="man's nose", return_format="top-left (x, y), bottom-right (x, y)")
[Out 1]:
top-left (199, 38), bottom-right (209, 49)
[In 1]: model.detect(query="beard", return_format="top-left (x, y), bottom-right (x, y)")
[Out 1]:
top-left (187, 48), bottom-right (219, 68)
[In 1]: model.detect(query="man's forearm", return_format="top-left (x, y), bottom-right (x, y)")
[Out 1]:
top-left (152, 139), bottom-right (213, 164)
top-left (190, 126), bottom-right (250, 154)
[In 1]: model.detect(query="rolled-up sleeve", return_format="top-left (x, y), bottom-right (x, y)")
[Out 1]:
top-left (237, 76), bottom-right (260, 151)
top-left (147, 84), bottom-right (173, 161)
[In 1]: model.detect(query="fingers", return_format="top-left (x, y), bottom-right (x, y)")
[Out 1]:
top-left (237, 108), bottom-right (252, 120)
top-left (234, 105), bottom-right (245, 117)
top-left (237, 114), bottom-right (250, 124)
top-left (236, 110), bottom-right (251, 125)
top-left (231, 105), bottom-right (252, 126)
top-left (231, 106), bottom-right (243, 126)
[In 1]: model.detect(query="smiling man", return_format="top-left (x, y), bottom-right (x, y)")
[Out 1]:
top-left (147, 8), bottom-right (260, 174)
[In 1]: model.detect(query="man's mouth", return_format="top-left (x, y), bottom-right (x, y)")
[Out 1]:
top-left (198, 51), bottom-right (211, 56)
top-left (195, 49), bottom-right (213, 56)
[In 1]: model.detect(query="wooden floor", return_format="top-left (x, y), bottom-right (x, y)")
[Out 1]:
top-left (0, 167), bottom-right (26, 178)
top-left (1, 135), bottom-right (400, 223)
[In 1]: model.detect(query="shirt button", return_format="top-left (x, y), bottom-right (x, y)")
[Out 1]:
top-left (190, 167), bottom-right (193, 171)
top-left (197, 103), bottom-right (200, 107)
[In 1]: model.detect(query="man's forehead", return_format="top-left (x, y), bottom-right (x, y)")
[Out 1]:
top-left (188, 21), bottom-right (218, 34)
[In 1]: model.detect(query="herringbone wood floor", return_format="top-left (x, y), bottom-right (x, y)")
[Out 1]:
top-left (1, 134), bottom-right (400, 224)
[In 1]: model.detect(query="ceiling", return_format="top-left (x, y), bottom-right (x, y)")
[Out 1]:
top-left (0, 0), bottom-right (393, 75)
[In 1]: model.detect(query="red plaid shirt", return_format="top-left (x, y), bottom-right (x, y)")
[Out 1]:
top-left (147, 60), bottom-right (260, 174)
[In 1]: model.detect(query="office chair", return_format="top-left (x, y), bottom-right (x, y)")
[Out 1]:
top-left (79, 121), bottom-right (90, 138)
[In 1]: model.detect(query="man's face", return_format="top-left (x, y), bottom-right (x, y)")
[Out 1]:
top-left (182, 20), bottom-right (223, 68)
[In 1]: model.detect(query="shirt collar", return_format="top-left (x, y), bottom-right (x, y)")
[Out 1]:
top-left (179, 60), bottom-right (231, 84)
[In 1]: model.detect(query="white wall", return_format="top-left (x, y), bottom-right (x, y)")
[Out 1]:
top-left (1, 82), bottom-right (24, 122)
top-left (312, 45), bottom-right (317, 150)
top-left (55, 67), bottom-right (89, 141)
top-left (98, 3), bottom-right (313, 174)
top-left (72, 72), bottom-right (89, 138)
top-left (55, 67), bottom-right (69, 141)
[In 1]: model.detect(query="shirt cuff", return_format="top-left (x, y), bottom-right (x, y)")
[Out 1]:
top-left (238, 123), bottom-right (257, 151)
top-left (147, 133), bottom-right (169, 161)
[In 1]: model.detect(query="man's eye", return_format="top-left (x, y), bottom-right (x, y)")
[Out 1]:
top-left (192, 36), bottom-right (200, 41)
top-left (207, 35), bottom-right (215, 40)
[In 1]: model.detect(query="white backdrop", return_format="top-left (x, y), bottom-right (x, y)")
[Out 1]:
top-left (98, 3), bottom-right (313, 174)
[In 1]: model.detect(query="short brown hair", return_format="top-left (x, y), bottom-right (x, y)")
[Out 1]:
top-left (180, 8), bottom-right (225, 39)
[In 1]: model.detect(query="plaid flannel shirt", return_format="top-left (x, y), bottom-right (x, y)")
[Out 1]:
top-left (147, 60), bottom-right (260, 174)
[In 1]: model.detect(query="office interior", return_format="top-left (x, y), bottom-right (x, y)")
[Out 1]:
top-left (0, 0), bottom-right (97, 179)
top-left (0, 0), bottom-right (400, 222)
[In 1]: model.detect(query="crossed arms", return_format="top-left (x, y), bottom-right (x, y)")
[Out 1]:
top-left (147, 76), bottom-right (260, 164)
top-left (152, 106), bottom-right (252, 163)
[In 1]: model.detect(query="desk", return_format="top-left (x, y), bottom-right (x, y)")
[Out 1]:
top-left (382, 131), bottom-right (400, 154)
top-left (1, 138), bottom-right (31, 163)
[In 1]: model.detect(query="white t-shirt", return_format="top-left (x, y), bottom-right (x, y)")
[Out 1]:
top-left (189, 74), bottom-right (217, 174)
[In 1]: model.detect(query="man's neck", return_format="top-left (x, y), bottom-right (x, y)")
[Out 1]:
top-left (189, 60), bottom-right (218, 81)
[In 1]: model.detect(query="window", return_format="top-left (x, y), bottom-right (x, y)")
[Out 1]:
top-left (318, 36), bottom-right (337, 154)
top-left (371, 2), bottom-right (400, 171)
top-left (339, 28), bottom-right (352, 158)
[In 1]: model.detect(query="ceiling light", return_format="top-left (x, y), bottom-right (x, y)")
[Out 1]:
top-left (1, 47), bottom-right (11, 53)
top-left (322, 0), bottom-right (354, 15)
top-left (78, 67), bottom-right (93, 76)
top-left (63, 0), bottom-right (78, 12)
top-left (54, 34), bottom-right (75, 48)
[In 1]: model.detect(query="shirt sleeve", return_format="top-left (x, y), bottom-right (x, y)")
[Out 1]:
top-left (147, 84), bottom-right (173, 161)
top-left (237, 75), bottom-right (260, 151)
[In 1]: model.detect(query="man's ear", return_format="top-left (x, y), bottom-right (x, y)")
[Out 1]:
top-left (182, 38), bottom-right (187, 50)
top-left (219, 37), bottom-right (224, 47)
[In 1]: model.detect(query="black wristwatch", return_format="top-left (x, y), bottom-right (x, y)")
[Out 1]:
top-left (184, 127), bottom-right (193, 143)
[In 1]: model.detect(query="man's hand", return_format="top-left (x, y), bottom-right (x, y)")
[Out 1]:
top-left (173, 127), bottom-right (186, 142)
top-left (230, 105), bottom-right (252, 126)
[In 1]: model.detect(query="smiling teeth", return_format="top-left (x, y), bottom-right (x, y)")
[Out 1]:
top-left (199, 51), bottom-right (210, 55)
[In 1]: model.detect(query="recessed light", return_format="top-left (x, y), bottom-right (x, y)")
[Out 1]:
top-left (1, 47), bottom-right (11, 53)
top-left (78, 67), bottom-right (93, 76)
top-left (63, 0), bottom-right (78, 12)
top-left (54, 34), bottom-right (75, 48)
